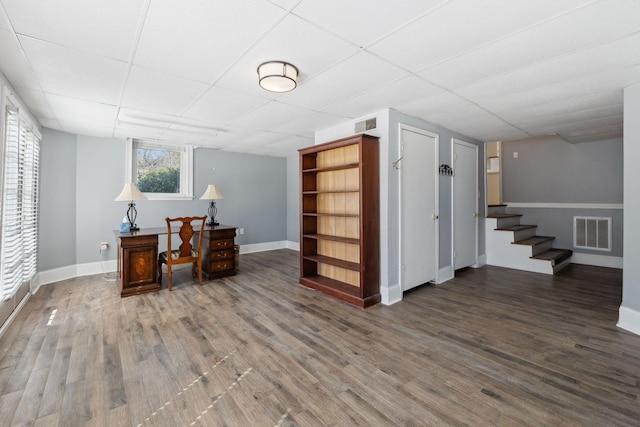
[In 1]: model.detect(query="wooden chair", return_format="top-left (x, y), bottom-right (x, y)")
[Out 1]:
top-left (158, 216), bottom-right (207, 291)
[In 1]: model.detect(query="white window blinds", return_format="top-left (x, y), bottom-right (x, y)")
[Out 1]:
top-left (1, 105), bottom-right (40, 301)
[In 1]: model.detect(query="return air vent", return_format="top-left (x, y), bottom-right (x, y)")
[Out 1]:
top-left (354, 117), bottom-right (376, 133)
top-left (574, 216), bottom-right (611, 251)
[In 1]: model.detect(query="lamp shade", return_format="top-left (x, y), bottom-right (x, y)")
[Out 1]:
top-left (114, 183), bottom-right (147, 201)
top-left (257, 61), bottom-right (298, 92)
top-left (200, 184), bottom-right (224, 200)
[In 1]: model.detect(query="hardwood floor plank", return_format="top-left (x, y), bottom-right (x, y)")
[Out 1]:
top-left (1, 251), bottom-right (639, 426)
top-left (37, 346), bottom-right (71, 418)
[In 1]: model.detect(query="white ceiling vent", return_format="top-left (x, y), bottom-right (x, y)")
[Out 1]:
top-left (354, 117), bottom-right (376, 134)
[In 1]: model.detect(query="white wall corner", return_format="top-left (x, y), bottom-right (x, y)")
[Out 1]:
top-left (437, 265), bottom-right (454, 284)
top-left (473, 254), bottom-right (487, 268)
top-left (617, 305), bottom-right (640, 336)
top-left (381, 282), bottom-right (402, 305)
top-left (30, 273), bottom-right (42, 295)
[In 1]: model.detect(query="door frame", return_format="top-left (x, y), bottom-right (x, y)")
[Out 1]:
top-left (451, 138), bottom-right (479, 272)
top-left (398, 123), bottom-right (439, 294)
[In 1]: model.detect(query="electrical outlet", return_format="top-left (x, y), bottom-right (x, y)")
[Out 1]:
top-left (100, 242), bottom-right (109, 251)
top-left (239, 228), bottom-right (245, 235)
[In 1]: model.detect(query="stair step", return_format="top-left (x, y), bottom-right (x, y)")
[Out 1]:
top-left (486, 214), bottom-right (522, 219)
top-left (487, 204), bottom-right (508, 216)
top-left (495, 224), bottom-right (536, 232)
top-left (512, 236), bottom-right (555, 246)
top-left (531, 249), bottom-right (573, 266)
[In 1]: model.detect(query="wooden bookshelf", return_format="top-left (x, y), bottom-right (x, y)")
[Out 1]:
top-left (299, 134), bottom-right (380, 308)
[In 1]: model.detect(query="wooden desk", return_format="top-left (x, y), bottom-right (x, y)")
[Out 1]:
top-left (114, 224), bottom-right (237, 297)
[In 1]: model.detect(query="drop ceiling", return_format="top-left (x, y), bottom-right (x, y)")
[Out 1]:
top-left (0, 0), bottom-right (637, 157)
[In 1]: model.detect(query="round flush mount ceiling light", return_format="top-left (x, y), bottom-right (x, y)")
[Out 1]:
top-left (257, 61), bottom-right (298, 92)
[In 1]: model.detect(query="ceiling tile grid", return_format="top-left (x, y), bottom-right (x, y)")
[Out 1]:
top-left (0, 0), bottom-right (638, 155)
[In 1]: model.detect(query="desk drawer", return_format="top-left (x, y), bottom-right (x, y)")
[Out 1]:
top-left (211, 248), bottom-right (234, 260)
top-left (210, 238), bottom-right (233, 250)
top-left (210, 260), bottom-right (233, 272)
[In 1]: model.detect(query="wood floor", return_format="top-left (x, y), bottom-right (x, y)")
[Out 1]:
top-left (1, 250), bottom-right (639, 426)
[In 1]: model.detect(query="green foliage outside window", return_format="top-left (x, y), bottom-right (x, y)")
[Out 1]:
top-left (137, 167), bottom-right (179, 193)
top-left (136, 147), bottom-right (181, 193)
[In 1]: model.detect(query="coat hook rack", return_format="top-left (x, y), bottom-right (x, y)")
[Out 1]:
top-left (439, 164), bottom-right (454, 176)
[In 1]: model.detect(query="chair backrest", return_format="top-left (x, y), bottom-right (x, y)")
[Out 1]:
top-left (165, 216), bottom-right (207, 262)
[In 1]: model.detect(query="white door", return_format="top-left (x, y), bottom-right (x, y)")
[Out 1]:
top-left (400, 126), bottom-right (438, 292)
top-left (453, 139), bottom-right (478, 270)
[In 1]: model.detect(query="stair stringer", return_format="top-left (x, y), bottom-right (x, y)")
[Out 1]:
top-left (485, 217), bottom-right (555, 275)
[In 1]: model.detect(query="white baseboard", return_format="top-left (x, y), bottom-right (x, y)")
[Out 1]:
top-left (239, 240), bottom-right (295, 254)
top-left (571, 253), bottom-right (622, 269)
top-left (618, 305), bottom-right (640, 336)
top-left (382, 282), bottom-right (402, 305)
top-left (37, 241), bottom-right (296, 287)
top-left (0, 291), bottom-right (30, 339)
top-left (285, 240), bottom-right (300, 251)
top-left (472, 254), bottom-right (487, 268)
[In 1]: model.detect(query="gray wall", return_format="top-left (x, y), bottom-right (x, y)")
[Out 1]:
top-left (502, 136), bottom-right (623, 203)
top-left (623, 84), bottom-right (640, 313)
top-left (39, 129), bottom-right (77, 270)
top-left (501, 135), bottom-right (623, 257)
top-left (286, 152), bottom-right (299, 243)
top-left (39, 129), bottom-right (288, 270)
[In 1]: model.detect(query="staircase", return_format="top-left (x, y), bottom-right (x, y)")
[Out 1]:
top-left (485, 205), bottom-right (572, 275)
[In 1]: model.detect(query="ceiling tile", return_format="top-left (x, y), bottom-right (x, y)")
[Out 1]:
top-left (292, 0), bottom-right (446, 47)
top-left (271, 110), bottom-right (349, 136)
top-left (19, 36), bottom-right (127, 104)
top-left (120, 65), bottom-right (210, 116)
top-left (2, 0), bottom-right (147, 60)
top-left (395, 91), bottom-right (473, 121)
top-left (368, 0), bottom-right (596, 72)
top-left (466, 63), bottom-right (640, 113)
top-left (456, 33), bottom-right (640, 106)
top-left (59, 121), bottom-right (114, 138)
top-left (134, 0), bottom-right (285, 83)
top-left (0, 5), bottom-right (10, 31)
top-left (231, 100), bottom-right (313, 131)
top-left (45, 93), bottom-right (118, 127)
top-left (0, 29), bottom-right (40, 91)
top-left (418, 0), bottom-right (640, 89)
top-left (278, 51), bottom-right (408, 110)
top-left (182, 86), bottom-right (269, 125)
top-left (322, 75), bottom-right (444, 118)
top-left (498, 91), bottom-right (622, 123)
top-left (515, 105), bottom-right (623, 132)
top-left (11, 87), bottom-right (55, 119)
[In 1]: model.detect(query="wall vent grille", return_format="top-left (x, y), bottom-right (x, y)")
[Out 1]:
top-left (354, 117), bottom-right (376, 133)
top-left (574, 216), bottom-right (611, 251)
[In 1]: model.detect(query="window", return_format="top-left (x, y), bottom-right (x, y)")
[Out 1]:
top-left (1, 102), bottom-right (40, 301)
top-left (126, 139), bottom-right (193, 199)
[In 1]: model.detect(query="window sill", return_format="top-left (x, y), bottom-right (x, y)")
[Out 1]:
top-left (142, 195), bottom-right (194, 201)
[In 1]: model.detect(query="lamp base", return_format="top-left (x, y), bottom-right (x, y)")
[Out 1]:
top-left (206, 221), bottom-right (219, 227)
top-left (130, 225), bottom-right (140, 231)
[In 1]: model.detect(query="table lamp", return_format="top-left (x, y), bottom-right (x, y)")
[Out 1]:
top-left (114, 183), bottom-right (146, 231)
top-left (200, 184), bottom-right (224, 226)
